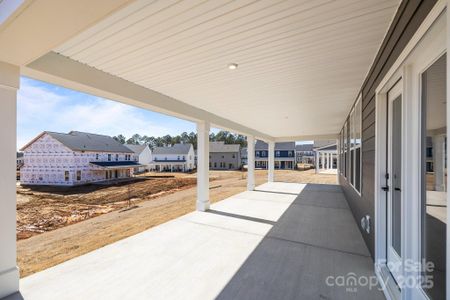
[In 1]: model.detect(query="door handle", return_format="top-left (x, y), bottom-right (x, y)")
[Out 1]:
top-left (381, 186), bottom-right (389, 192)
top-left (394, 187), bottom-right (401, 191)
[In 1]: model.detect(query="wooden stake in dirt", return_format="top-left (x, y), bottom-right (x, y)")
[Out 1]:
top-left (127, 184), bottom-right (131, 208)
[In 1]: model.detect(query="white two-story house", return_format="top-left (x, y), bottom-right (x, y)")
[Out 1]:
top-left (20, 131), bottom-right (141, 186)
top-left (125, 144), bottom-right (152, 173)
top-left (151, 143), bottom-right (195, 172)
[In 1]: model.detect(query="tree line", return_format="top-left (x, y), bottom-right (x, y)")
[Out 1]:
top-left (113, 131), bottom-right (247, 150)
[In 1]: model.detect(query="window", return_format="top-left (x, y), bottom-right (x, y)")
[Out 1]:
top-left (343, 121), bottom-right (348, 178)
top-left (337, 97), bottom-right (362, 192)
top-left (354, 98), bottom-right (362, 192)
top-left (182, 156), bottom-right (185, 160)
top-left (64, 171), bottom-right (69, 181)
top-left (256, 151), bottom-right (260, 157)
top-left (276, 151), bottom-right (280, 157)
top-left (115, 154), bottom-right (119, 161)
top-left (288, 151), bottom-right (293, 157)
top-left (76, 170), bottom-right (81, 181)
top-left (347, 97), bottom-right (362, 193)
top-left (421, 55), bottom-right (446, 298)
top-left (214, 162), bottom-right (217, 168)
top-left (177, 156), bottom-right (180, 160)
top-left (108, 154), bottom-right (111, 161)
top-left (96, 154), bottom-right (99, 160)
top-left (232, 154), bottom-right (235, 159)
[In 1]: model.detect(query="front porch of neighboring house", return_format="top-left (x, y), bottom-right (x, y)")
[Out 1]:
top-left (315, 144), bottom-right (338, 175)
top-left (152, 160), bottom-right (188, 172)
top-left (15, 181), bottom-right (382, 300)
top-left (255, 160), bottom-right (295, 170)
top-left (90, 162), bottom-right (143, 180)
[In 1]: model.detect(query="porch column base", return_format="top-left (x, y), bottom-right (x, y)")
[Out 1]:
top-left (196, 201), bottom-right (210, 212)
top-left (0, 267), bottom-right (19, 299)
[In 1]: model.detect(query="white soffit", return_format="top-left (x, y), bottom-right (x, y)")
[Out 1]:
top-left (54, 0), bottom-right (399, 138)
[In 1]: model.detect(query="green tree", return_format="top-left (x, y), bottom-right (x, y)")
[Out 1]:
top-left (113, 134), bottom-right (126, 144)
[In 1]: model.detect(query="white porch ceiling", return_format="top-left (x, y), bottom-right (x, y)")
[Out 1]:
top-left (53, 0), bottom-right (399, 138)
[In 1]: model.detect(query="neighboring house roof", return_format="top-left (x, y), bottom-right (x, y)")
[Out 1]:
top-left (295, 144), bottom-right (314, 151)
top-left (313, 140), bottom-right (336, 149)
top-left (21, 131), bottom-right (134, 153)
top-left (316, 144), bottom-right (337, 151)
top-left (153, 143), bottom-right (193, 155)
top-left (209, 141), bottom-right (240, 153)
top-left (125, 144), bottom-right (148, 155)
top-left (255, 141), bottom-right (295, 150)
top-left (90, 161), bottom-right (142, 168)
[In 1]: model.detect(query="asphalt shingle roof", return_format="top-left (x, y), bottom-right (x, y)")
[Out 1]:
top-left (153, 143), bottom-right (193, 155)
top-left (209, 141), bottom-right (240, 153)
top-left (40, 131), bottom-right (134, 153)
top-left (295, 144), bottom-right (314, 151)
top-left (125, 144), bottom-right (148, 154)
top-left (255, 141), bottom-right (295, 151)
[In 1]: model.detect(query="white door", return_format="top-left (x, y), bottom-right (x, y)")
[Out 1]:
top-left (386, 80), bottom-right (403, 282)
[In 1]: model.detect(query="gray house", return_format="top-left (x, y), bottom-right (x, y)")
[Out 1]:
top-left (295, 144), bottom-right (314, 164)
top-left (209, 142), bottom-right (241, 170)
top-left (240, 147), bottom-right (247, 166)
top-left (255, 141), bottom-right (296, 169)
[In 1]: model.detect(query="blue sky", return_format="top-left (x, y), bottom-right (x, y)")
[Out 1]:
top-left (17, 77), bottom-right (199, 149)
top-left (17, 77), bottom-right (312, 149)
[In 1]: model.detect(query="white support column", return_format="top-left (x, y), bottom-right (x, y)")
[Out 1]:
top-left (196, 121), bottom-right (210, 211)
top-left (315, 151), bottom-right (319, 173)
top-left (321, 152), bottom-right (325, 169)
top-left (336, 139), bottom-right (340, 182)
top-left (0, 61), bottom-right (19, 299)
top-left (247, 136), bottom-right (255, 191)
top-left (268, 141), bottom-right (275, 182)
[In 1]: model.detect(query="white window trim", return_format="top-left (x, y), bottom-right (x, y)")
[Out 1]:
top-left (374, 3), bottom-right (447, 300)
top-left (343, 94), bottom-right (363, 196)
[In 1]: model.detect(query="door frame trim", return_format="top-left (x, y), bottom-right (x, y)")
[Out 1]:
top-left (374, 1), bottom-right (448, 299)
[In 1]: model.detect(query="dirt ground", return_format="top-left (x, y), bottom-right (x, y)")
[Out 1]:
top-left (17, 169), bottom-right (336, 278)
top-left (17, 176), bottom-right (198, 240)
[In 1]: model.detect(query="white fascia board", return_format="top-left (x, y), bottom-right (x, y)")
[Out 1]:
top-left (23, 52), bottom-right (273, 141)
top-left (275, 134), bottom-right (338, 142)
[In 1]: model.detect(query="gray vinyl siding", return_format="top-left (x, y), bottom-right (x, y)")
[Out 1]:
top-left (339, 0), bottom-right (437, 258)
top-left (210, 152), bottom-right (241, 170)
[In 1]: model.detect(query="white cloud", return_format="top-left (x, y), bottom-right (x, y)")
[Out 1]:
top-left (17, 78), bottom-right (190, 149)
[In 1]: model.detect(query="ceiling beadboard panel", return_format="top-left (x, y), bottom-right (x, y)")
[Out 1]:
top-left (55, 0), bottom-right (399, 137)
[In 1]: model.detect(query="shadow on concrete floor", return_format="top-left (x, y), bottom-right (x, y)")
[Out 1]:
top-left (215, 183), bottom-right (384, 300)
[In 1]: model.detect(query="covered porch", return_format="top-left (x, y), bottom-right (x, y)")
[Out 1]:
top-left (15, 182), bottom-right (381, 300)
top-left (0, 0), bottom-right (433, 299)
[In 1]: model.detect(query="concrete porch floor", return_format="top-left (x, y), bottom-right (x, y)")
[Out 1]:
top-left (13, 182), bottom-right (383, 300)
